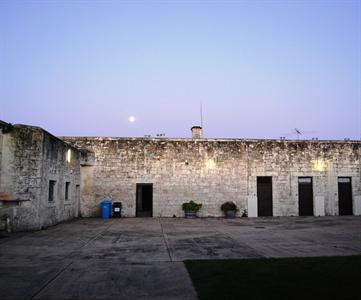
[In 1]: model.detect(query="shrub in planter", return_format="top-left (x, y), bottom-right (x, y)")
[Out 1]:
top-left (182, 200), bottom-right (202, 218)
top-left (221, 201), bottom-right (238, 218)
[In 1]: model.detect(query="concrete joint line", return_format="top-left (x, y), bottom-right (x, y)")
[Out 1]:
top-left (76, 231), bottom-right (105, 246)
top-left (79, 221), bottom-right (114, 249)
top-left (29, 222), bottom-right (115, 299)
top-left (67, 220), bottom-right (115, 259)
top-left (29, 261), bottom-right (73, 300)
top-left (158, 218), bottom-right (174, 262)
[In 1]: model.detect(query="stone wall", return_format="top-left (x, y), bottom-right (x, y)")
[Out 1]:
top-left (0, 127), bottom-right (3, 191)
top-left (63, 137), bottom-right (361, 218)
top-left (0, 124), bottom-right (81, 231)
top-left (2, 120), bottom-right (358, 231)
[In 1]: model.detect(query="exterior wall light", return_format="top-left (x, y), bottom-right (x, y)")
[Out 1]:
top-left (66, 149), bottom-right (72, 163)
top-left (205, 158), bottom-right (217, 170)
top-left (312, 159), bottom-right (327, 172)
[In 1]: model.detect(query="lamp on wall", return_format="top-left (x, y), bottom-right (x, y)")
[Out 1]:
top-left (66, 149), bottom-right (72, 163)
top-left (312, 159), bottom-right (327, 172)
top-left (205, 158), bottom-right (217, 170)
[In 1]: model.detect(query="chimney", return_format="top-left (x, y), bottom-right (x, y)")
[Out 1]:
top-left (191, 126), bottom-right (202, 139)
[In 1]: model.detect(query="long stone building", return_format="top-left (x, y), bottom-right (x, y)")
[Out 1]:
top-left (1, 121), bottom-right (360, 231)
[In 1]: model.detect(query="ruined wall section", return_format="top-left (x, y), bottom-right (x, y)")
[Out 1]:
top-left (0, 125), bottom-right (81, 231)
top-left (63, 137), bottom-right (360, 217)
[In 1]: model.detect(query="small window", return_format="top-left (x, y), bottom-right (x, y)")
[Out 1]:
top-left (65, 182), bottom-right (70, 200)
top-left (298, 177), bottom-right (312, 184)
top-left (338, 177), bottom-right (351, 183)
top-left (49, 180), bottom-right (56, 202)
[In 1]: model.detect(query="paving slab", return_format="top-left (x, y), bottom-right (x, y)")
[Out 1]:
top-left (33, 261), bottom-right (196, 300)
top-left (0, 216), bottom-right (360, 300)
top-left (0, 262), bottom-right (69, 300)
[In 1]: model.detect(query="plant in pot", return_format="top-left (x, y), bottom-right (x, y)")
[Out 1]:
top-left (221, 201), bottom-right (238, 218)
top-left (182, 200), bottom-right (202, 218)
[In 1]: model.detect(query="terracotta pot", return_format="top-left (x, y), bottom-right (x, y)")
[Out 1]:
top-left (225, 210), bottom-right (236, 218)
top-left (184, 211), bottom-right (198, 218)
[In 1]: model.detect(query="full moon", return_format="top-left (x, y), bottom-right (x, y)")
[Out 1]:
top-left (129, 116), bottom-right (135, 123)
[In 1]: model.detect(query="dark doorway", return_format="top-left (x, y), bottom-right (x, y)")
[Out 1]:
top-left (298, 177), bottom-right (313, 216)
top-left (136, 183), bottom-right (153, 217)
top-left (257, 177), bottom-right (273, 216)
top-left (338, 177), bottom-right (352, 215)
top-left (76, 185), bottom-right (80, 217)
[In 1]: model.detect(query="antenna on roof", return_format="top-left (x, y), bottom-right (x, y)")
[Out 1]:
top-left (283, 128), bottom-right (316, 140)
top-left (294, 128), bottom-right (301, 140)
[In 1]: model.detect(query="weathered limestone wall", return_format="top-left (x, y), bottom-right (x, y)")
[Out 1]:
top-left (0, 125), bottom-right (43, 230)
top-left (63, 137), bottom-right (361, 218)
top-left (245, 141), bottom-right (361, 216)
top-left (39, 129), bottom-right (81, 228)
top-left (0, 125), bottom-right (81, 231)
top-left (0, 128), bottom-right (3, 191)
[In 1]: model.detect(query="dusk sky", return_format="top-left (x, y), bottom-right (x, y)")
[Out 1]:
top-left (0, 0), bottom-right (360, 140)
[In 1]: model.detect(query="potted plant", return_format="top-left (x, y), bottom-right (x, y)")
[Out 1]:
top-left (221, 201), bottom-right (238, 218)
top-left (182, 200), bottom-right (202, 218)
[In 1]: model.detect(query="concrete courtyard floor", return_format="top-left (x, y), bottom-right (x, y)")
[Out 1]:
top-left (0, 216), bottom-right (360, 300)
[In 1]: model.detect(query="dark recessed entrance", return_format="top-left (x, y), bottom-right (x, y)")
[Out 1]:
top-left (136, 183), bottom-right (153, 217)
top-left (338, 177), bottom-right (352, 215)
top-left (257, 176), bottom-right (273, 216)
top-left (298, 177), bottom-right (313, 216)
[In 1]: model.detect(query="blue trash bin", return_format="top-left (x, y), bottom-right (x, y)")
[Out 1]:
top-left (101, 199), bottom-right (111, 219)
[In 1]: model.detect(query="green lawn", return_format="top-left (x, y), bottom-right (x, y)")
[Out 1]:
top-left (184, 256), bottom-right (361, 300)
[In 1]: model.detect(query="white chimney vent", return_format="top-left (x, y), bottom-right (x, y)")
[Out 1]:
top-left (191, 126), bottom-right (202, 139)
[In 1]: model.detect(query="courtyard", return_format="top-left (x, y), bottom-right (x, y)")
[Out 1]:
top-left (0, 216), bottom-right (360, 300)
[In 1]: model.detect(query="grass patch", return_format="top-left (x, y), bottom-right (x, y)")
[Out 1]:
top-left (185, 256), bottom-right (361, 300)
